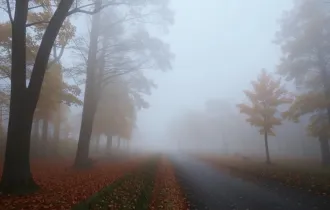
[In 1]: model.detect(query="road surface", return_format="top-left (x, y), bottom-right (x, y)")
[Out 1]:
top-left (170, 154), bottom-right (330, 210)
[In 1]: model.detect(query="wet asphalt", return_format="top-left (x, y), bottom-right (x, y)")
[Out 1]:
top-left (170, 154), bottom-right (330, 210)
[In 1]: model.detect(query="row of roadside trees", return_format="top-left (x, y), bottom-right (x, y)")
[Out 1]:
top-left (0, 0), bottom-right (174, 194)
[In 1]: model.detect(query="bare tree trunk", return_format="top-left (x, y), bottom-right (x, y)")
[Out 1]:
top-left (319, 135), bottom-right (330, 166)
top-left (74, 0), bottom-right (102, 168)
top-left (264, 130), bottom-right (271, 164)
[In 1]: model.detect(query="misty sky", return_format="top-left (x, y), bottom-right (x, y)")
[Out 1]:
top-left (0, 1), bottom-right (294, 149)
top-left (136, 0), bottom-right (293, 148)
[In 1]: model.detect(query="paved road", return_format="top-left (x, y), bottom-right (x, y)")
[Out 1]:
top-left (170, 154), bottom-right (330, 210)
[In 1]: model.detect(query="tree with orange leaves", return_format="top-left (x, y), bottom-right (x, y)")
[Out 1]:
top-left (237, 69), bottom-right (292, 164)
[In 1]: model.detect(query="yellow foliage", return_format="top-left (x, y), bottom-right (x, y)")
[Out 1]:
top-left (237, 69), bottom-right (292, 136)
top-left (93, 79), bottom-right (136, 140)
top-left (35, 64), bottom-right (63, 120)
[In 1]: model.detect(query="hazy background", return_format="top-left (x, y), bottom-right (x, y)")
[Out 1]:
top-left (135, 0), bottom-right (294, 149)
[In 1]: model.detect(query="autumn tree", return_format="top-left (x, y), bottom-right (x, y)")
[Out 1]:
top-left (283, 92), bottom-right (330, 165)
top-left (0, 0), bottom-right (114, 193)
top-left (275, 0), bottom-right (330, 166)
top-left (275, 0), bottom-right (330, 121)
top-left (237, 69), bottom-right (292, 164)
top-left (73, 3), bottom-right (173, 167)
top-left (33, 63), bottom-right (81, 156)
top-left (93, 78), bottom-right (136, 152)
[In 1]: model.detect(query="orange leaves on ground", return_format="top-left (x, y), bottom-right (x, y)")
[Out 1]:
top-left (149, 157), bottom-right (188, 210)
top-left (0, 158), bottom-right (144, 210)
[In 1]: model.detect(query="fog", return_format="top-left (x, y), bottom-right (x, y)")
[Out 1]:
top-left (0, 0), bottom-right (325, 163)
top-left (133, 0), bottom-right (314, 155)
top-left (63, 0), bottom-right (323, 160)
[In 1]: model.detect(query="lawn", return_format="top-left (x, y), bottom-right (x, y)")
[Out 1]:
top-left (199, 154), bottom-right (330, 196)
top-left (0, 155), bottom-right (188, 210)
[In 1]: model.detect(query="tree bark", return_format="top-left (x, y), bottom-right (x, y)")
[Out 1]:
top-left (74, 0), bottom-right (102, 168)
top-left (0, 0), bottom-right (37, 194)
top-left (264, 130), bottom-right (271, 164)
top-left (319, 136), bottom-right (330, 166)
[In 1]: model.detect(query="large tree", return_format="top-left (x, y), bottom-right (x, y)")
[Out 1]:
top-left (275, 0), bottom-right (330, 121)
top-left (275, 0), bottom-right (330, 166)
top-left (0, 0), bottom-right (116, 194)
top-left (73, 2), bottom-right (174, 167)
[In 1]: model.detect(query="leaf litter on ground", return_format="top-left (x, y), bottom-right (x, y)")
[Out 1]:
top-left (149, 156), bottom-right (188, 210)
top-left (0, 157), bottom-right (146, 210)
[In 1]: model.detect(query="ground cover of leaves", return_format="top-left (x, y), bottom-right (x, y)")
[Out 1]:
top-left (149, 157), bottom-right (188, 210)
top-left (0, 157), bottom-right (146, 210)
top-left (200, 155), bottom-right (330, 197)
top-left (74, 157), bottom-right (158, 210)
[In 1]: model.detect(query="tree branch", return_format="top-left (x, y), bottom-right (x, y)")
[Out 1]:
top-left (5, 0), bottom-right (13, 24)
top-left (48, 44), bottom-right (66, 67)
top-left (67, 1), bottom-right (126, 16)
top-left (26, 21), bottom-right (49, 27)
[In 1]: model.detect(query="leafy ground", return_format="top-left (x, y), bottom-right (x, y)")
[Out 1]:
top-left (73, 155), bottom-right (188, 210)
top-left (0, 157), bottom-right (146, 210)
top-left (0, 155), bottom-right (188, 210)
top-left (149, 157), bottom-right (188, 210)
top-left (200, 155), bottom-right (330, 197)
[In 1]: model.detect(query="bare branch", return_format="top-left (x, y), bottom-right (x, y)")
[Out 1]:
top-left (26, 21), bottom-right (49, 27)
top-left (67, 1), bottom-right (126, 16)
top-left (5, 0), bottom-right (13, 24)
top-left (48, 44), bottom-right (66, 67)
top-left (28, 4), bottom-right (44, 10)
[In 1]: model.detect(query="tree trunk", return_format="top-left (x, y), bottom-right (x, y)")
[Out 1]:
top-left (106, 135), bottom-right (112, 150)
top-left (74, 0), bottom-right (102, 168)
top-left (264, 130), bottom-right (271, 164)
top-left (319, 136), bottom-right (330, 166)
top-left (0, 0), bottom-right (39, 194)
